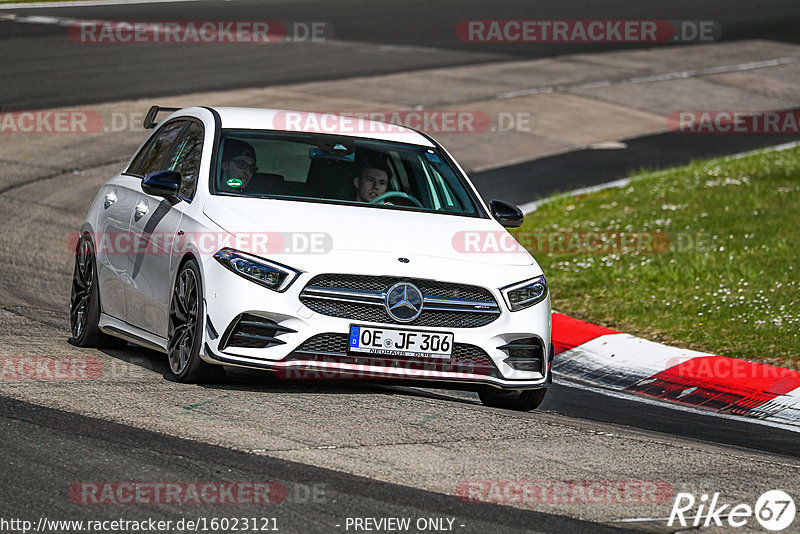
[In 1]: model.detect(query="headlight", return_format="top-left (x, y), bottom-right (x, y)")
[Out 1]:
top-left (213, 248), bottom-right (300, 292)
top-left (502, 275), bottom-right (548, 311)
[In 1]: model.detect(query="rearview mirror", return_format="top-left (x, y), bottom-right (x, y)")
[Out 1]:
top-left (489, 200), bottom-right (524, 228)
top-left (142, 170), bottom-right (181, 199)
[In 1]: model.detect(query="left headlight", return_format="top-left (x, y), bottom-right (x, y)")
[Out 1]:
top-left (502, 275), bottom-right (548, 311)
top-left (213, 248), bottom-right (301, 292)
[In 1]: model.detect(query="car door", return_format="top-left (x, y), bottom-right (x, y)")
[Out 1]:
top-left (96, 175), bottom-right (139, 321)
top-left (127, 119), bottom-right (204, 336)
top-left (95, 122), bottom-right (185, 322)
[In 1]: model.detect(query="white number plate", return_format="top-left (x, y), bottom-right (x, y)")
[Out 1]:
top-left (348, 325), bottom-right (453, 358)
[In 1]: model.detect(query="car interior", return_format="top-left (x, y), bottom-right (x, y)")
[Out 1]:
top-left (214, 132), bottom-right (477, 214)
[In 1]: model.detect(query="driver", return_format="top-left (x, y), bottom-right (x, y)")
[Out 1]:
top-left (220, 138), bottom-right (257, 191)
top-left (353, 162), bottom-right (389, 203)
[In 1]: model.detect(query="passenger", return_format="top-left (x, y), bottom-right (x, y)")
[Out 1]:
top-left (220, 139), bottom-right (257, 191)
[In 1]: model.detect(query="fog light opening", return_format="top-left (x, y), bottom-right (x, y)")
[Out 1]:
top-left (498, 337), bottom-right (545, 373)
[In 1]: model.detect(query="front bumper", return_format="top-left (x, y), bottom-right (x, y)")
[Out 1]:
top-left (200, 258), bottom-right (552, 390)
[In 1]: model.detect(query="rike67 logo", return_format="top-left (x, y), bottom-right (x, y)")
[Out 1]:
top-left (669, 490), bottom-right (795, 531)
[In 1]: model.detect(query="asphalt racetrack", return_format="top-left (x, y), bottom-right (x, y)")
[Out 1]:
top-left (1, 0), bottom-right (800, 110)
top-left (1, 1), bottom-right (799, 532)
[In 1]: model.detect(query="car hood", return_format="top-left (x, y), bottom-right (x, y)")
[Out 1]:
top-left (202, 196), bottom-right (535, 269)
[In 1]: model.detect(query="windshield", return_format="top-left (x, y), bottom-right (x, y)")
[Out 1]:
top-left (212, 130), bottom-right (483, 216)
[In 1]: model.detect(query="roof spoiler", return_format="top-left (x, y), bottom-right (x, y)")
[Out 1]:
top-left (143, 106), bottom-right (181, 129)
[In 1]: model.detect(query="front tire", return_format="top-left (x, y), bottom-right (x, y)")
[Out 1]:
top-left (167, 258), bottom-right (220, 383)
top-left (478, 388), bottom-right (547, 411)
top-left (69, 235), bottom-right (127, 348)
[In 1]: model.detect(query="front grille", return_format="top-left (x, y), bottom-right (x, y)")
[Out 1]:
top-left (286, 333), bottom-right (499, 377)
top-left (299, 274), bottom-right (500, 328)
top-left (306, 274), bottom-right (494, 301)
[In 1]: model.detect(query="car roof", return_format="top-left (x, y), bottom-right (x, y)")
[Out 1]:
top-left (204, 107), bottom-right (436, 147)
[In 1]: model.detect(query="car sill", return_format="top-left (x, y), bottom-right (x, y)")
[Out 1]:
top-left (99, 314), bottom-right (168, 353)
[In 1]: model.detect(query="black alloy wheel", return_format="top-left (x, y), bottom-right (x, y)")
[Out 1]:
top-left (70, 235), bottom-right (126, 348)
top-left (168, 258), bottom-right (221, 382)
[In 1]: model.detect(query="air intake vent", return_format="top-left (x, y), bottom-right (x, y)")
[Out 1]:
top-left (219, 313), bottom-right (295, 351)
top-left (498, 337), bottom-right (544, 372)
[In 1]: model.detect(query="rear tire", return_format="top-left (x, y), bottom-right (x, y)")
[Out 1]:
top-left (167, 258), bottom-right (221, 383)
top-left (69, 235), bottom-right (128, 348)
top-left (478, 388), bottom-right (547, 411)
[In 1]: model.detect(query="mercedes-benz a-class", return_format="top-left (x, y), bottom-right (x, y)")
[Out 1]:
top-left (70, 106), bottom-right (552, 410)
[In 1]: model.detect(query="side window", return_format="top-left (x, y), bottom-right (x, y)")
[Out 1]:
top-left (135, 120), bottom-right (187, 177)
top-left (127, 140), bottom-right (151, 175)
top-left (429, 167), bottom-right (460, 211)
top-left (168, 121), bottom-right (204, 200)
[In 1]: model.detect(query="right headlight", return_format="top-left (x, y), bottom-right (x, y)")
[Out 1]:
top-left (213, 248), bottom-right (300, 292)
top-left (501, 275), bottom-right (548, 311)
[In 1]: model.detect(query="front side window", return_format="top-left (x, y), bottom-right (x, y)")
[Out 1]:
top-left (128, 120), bottom-right (187, 177)
top-left (168, 121), bottom-right (204, 200)
top-left (211, 131), bottom-right (483, 217)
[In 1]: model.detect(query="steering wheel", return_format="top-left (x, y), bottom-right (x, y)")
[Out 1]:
top-left (369, 191), bottom-right (424, 208)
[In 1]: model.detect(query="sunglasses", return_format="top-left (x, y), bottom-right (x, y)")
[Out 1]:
top-left (230, 158), bottom-right (258, 173)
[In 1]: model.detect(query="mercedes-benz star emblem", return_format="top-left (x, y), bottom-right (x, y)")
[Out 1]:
top-left (385, 282), bottom-right (423, 322)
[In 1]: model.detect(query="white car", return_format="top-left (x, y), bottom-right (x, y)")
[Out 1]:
top-left (70, 106), bottom-right (552, 411)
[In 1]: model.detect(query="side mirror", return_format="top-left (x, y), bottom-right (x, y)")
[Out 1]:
top-left (490, 199), bottom-right (524, 228)
top-left (142, 170), bottom-right (181, 198)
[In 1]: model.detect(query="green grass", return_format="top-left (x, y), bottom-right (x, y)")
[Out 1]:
top-left (514, 145), bottom-right (800, 368)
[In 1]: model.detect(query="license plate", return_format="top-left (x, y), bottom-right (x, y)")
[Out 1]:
top-left (348, 325), bottom-right (453, 359)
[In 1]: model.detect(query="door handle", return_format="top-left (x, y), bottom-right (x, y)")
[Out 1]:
top-left (134, 202), bottom-right (149, 220)
top-left (104, 192), bottom-right (117, 209)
